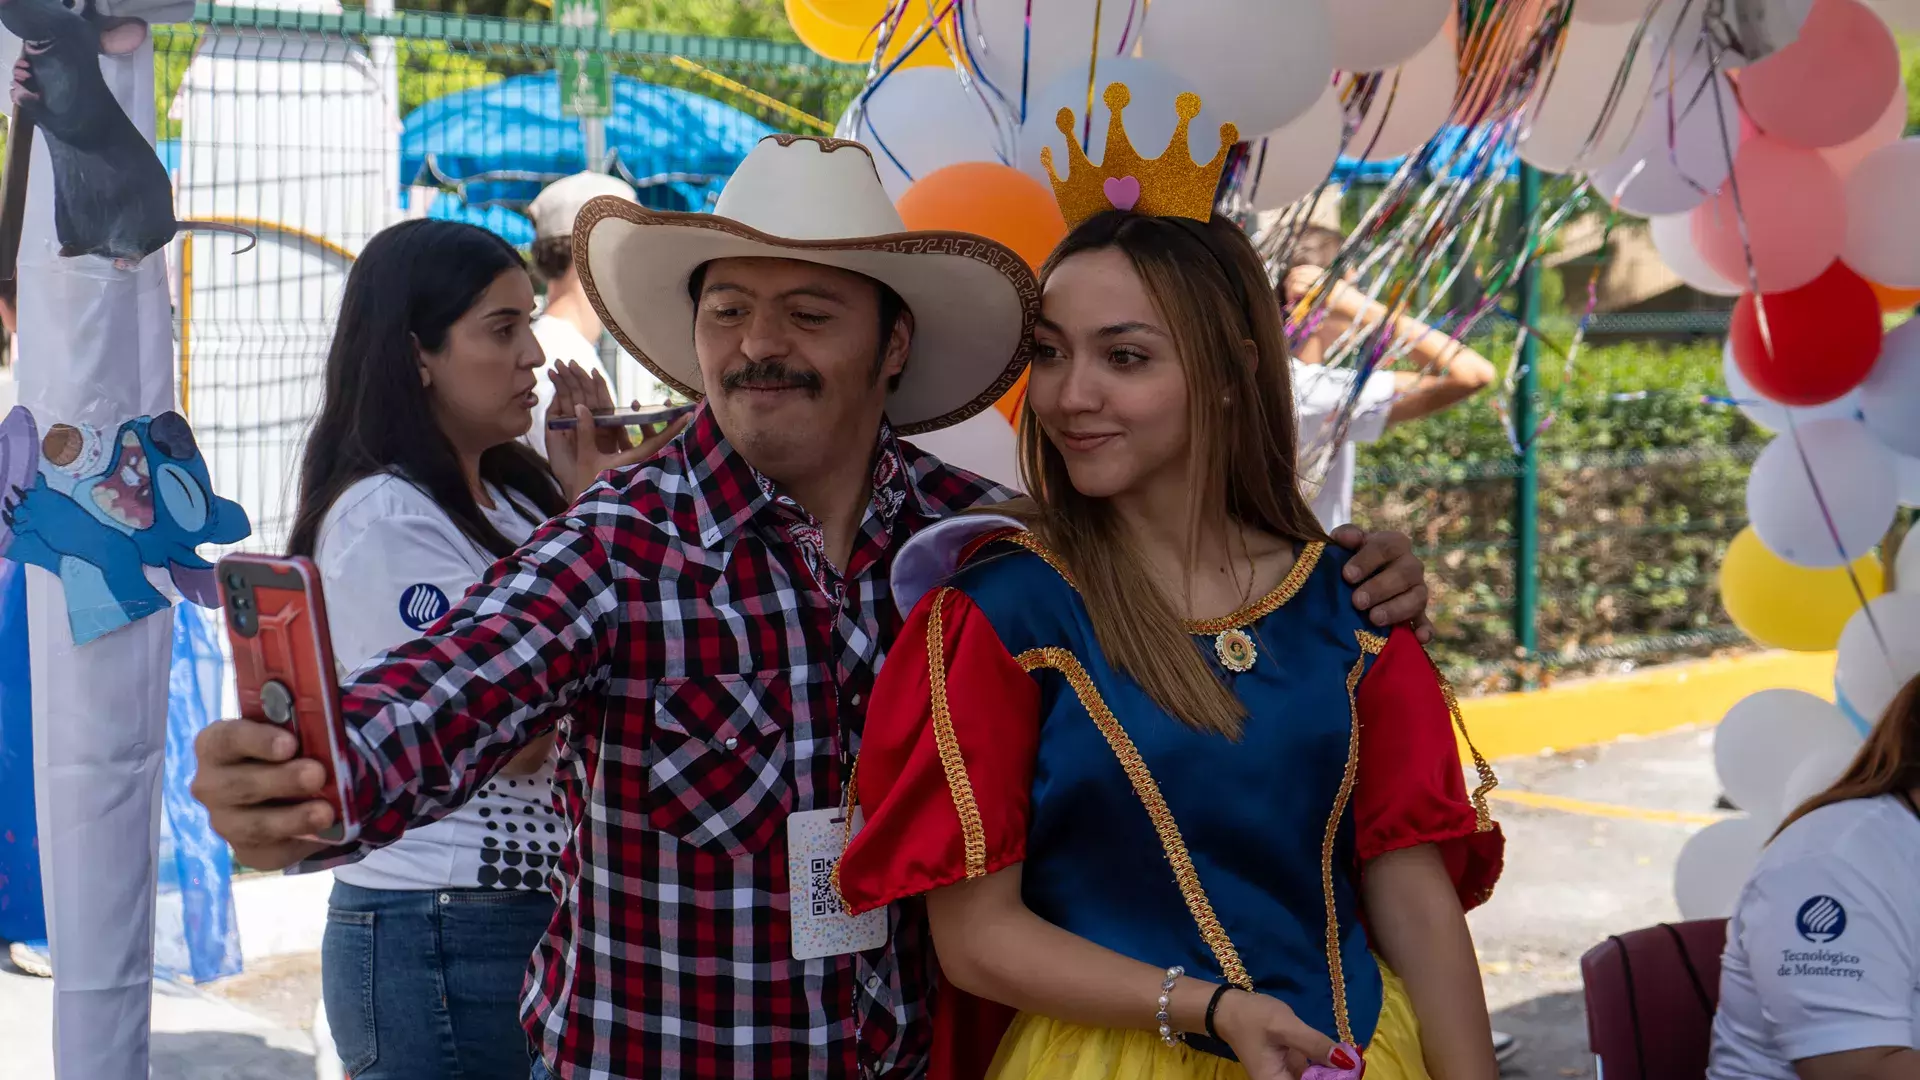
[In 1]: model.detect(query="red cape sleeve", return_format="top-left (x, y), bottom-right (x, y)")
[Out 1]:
top-left (836, 586), bottom-right (1039, 915)
top-left (1353, 626), bottom-right (1505, 911)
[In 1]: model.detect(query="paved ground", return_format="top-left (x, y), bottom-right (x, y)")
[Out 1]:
top-left (1474, 726), bottom-right (1722, 1080)
top-left (0, 725), bottom-right (1722, 1079)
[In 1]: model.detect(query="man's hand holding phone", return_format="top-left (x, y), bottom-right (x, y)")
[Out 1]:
top-left (191, 720), bottom-right (335, 870)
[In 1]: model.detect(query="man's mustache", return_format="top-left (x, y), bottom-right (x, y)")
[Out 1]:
top-left (722, 361), bottom-right (824, 395)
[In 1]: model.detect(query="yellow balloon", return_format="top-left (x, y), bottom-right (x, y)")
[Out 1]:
top-left (1719, 526), bottom-right (1886, 652)
top-left (785, 0), bottom-right (952, 67)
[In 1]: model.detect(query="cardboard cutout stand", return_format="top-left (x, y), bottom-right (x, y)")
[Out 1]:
top-left (8, 0), bottom-right (198, 1074)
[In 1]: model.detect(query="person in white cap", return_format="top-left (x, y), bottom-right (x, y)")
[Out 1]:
top-left (191, 133), bottom-right (1436, 1080)
top-left (523, 170), bottom-right (666, 458)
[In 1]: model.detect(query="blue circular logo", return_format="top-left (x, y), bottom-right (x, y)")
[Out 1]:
top-left (397, 583), bottom-right (450, 632)
top-left (1796, 895), bottom-right (1848, 943)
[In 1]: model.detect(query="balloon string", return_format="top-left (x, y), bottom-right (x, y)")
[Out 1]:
top-left (1116, 0), bottom-right (1145, 56)
top-left (1779, 410), bottom-right (1896, 668)
top-left (1020, 0), bottom-right (1033, 126)
top-left (1081, 0), bottom-right (1105, 151)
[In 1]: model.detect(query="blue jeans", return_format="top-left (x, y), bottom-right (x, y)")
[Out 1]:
top-left (323, 880), bottom-right (554, 1080)
top-left (530, 1058), bottom-right (557, 1080)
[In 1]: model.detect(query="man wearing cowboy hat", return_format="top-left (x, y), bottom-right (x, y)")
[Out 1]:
top-left (191, 134), bottom-right (1436, 1080)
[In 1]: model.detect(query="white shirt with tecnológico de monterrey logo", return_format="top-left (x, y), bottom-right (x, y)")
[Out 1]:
top-left (1709, 794), bottom-right (1920, 1080)
top-left (312, 471), bottom-right (569, 893)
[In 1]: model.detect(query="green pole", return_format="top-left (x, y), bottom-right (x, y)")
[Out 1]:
top-left (1514, 165), bottom-right (1542, 668)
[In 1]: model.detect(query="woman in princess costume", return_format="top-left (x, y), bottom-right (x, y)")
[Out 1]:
top-left (837, 85), bottom-right (1506, 1080)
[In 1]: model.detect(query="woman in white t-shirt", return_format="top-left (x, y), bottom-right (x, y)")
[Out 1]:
top-left (1710, 674), bottom-right (1920, 1080)
top-left (285, 220), bottom-right (658, 1080)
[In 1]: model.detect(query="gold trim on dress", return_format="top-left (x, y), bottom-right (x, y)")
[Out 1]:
top-left (1355, 630), bottom-right (1388, 655)
top-left (928, 588), bottom-right (990, 878)
top-left (1319, 644), bottom-right (1370, 1049)
top-left (1187, 542), bottom-right (1326, 633)
top-left (1016, 647), bottom-right (1255, 992)
top-left (1437, 672), bottom-right (1500, 833)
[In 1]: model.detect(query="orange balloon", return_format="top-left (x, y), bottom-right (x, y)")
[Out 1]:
top-left (1867, 278), bottom-right (1920, 312)
top-left (895, 162), bottom-right (1067, 272)
top-left (994, 368), bottom-right (1029, 423)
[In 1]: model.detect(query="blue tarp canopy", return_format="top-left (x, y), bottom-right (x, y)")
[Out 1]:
top-left (1329, 124), bottom-right (1522, 184)
top-left (402, 72), bottom-right (774, 245)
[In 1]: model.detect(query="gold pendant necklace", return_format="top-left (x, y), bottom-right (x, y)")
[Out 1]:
top-left (1214, 628), bottom-right (1258, 673)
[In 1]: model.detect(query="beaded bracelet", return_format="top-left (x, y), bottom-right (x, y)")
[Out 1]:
top-left (1157, 965), bottom-right (1186, 1047)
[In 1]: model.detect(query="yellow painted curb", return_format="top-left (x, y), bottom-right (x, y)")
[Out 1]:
top-left (1485, 789), bottom-right (1730, 827)
top-left (1458, 649), bottom-right (1838, 763)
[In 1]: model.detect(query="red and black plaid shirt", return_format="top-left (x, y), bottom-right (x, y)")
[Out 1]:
top-left (305, 406), bottom-right (1009, 1079)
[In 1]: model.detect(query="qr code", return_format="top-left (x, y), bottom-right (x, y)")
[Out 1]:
top-left (808, 855), bottom-right (844, 917)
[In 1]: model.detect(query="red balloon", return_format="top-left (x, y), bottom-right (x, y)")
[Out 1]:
top-left (1730, 262), bottom-right (1883, 406)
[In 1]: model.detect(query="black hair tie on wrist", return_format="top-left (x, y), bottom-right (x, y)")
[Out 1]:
top-left (1205, 983), bottom-right (1232, 1042)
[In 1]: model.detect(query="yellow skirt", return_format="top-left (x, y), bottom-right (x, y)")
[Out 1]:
top-left (984, 963), bottom-right (1429, 1080)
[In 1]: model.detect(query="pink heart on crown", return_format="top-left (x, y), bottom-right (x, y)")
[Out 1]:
top-left (1103, 175), bottom-right (1142, 212)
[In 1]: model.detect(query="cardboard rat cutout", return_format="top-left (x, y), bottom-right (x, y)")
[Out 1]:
top-left (1, 0), bottom-right (253, 271)
top-left (0, 405), bottom-right (250, 644)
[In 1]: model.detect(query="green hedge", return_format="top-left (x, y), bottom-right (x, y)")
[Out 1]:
top-left (1352, 335), bottom-right (1766, 691)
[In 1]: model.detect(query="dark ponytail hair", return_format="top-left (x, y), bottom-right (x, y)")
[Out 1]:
top-left (288, 219), bottom-right (565, 560)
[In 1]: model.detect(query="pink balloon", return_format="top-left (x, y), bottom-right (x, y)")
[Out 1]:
top-left (1740, 0), bottom-right (1900, 149)
top-left (1691, 135), bottom-right (1844, 292)
top-left (1821, 76), bottom-right (1909, 178)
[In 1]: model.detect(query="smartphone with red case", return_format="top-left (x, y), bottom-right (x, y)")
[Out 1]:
top-left (218, 553), bottom-right (359, 845)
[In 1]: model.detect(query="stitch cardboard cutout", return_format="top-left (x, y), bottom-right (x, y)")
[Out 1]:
top-left (0, 406), bottom-right (250, 643)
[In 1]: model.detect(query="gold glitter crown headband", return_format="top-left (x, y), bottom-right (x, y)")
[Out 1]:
top-left (1042, 82), bottom-right (1239, 230)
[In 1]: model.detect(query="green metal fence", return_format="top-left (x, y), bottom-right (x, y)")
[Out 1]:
top-left (147, 7), bottom-right (1760, 690)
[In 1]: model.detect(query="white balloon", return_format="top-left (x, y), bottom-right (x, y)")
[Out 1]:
top-left (1518, 18), bottom-right (1653, 174)
top-left (1713, 688), bottom-right (1860, 823)
top-left (1328, 0), bottom-right (1451, 72)
top-left (960, 0), bottom-right (1143, 119)
top-left (1141, 0), bottom-right (1334, 138)
top-left (1344, 18), bottom-right (1459, 162)
top-left (1651, 212), bottom-right (1743, 296)
top-left (1836, 592), bottom-right (1920, 722)
top-left (1861, 318), bottom-right (1920, 458)
top-left (1721, 339), bottom-right (1863, 434)
top-left (1014, 57), bottom-right (1210, 185)
top-left (1779, 744), bottom-right (1862, 819)
top-left (1588, 62), bottom-right (1739, 215)
top-left (1897, 452), bottom-right (1920, 509)
top-left (839, 68), bottom-right (1006, 201)
top-left (1747, 419), bottom-right (1899, 567)
top-left (906, 409), bottom-right (1023, 491)
top-left (1245, 84), bottom-right (1345, 212)
top-left (1674, 816), bottom-right (1770, 919)
top-left (1843, 139), bottom-right (1920, 290)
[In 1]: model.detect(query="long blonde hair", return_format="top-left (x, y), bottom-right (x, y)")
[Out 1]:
top-left (1774, 673), bottom-right (1920, 838)
top-left (995, 211), bottom-right (1328, 738)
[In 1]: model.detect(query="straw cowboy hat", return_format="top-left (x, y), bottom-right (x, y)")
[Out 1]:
top-left (573, 135), bottom-right (1039, 435)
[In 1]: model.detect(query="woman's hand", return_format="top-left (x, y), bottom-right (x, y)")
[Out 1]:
top-left (1213, 989), bottom-right (1341, 1080)
top-left (545, 360), bottom-right (689, 498)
